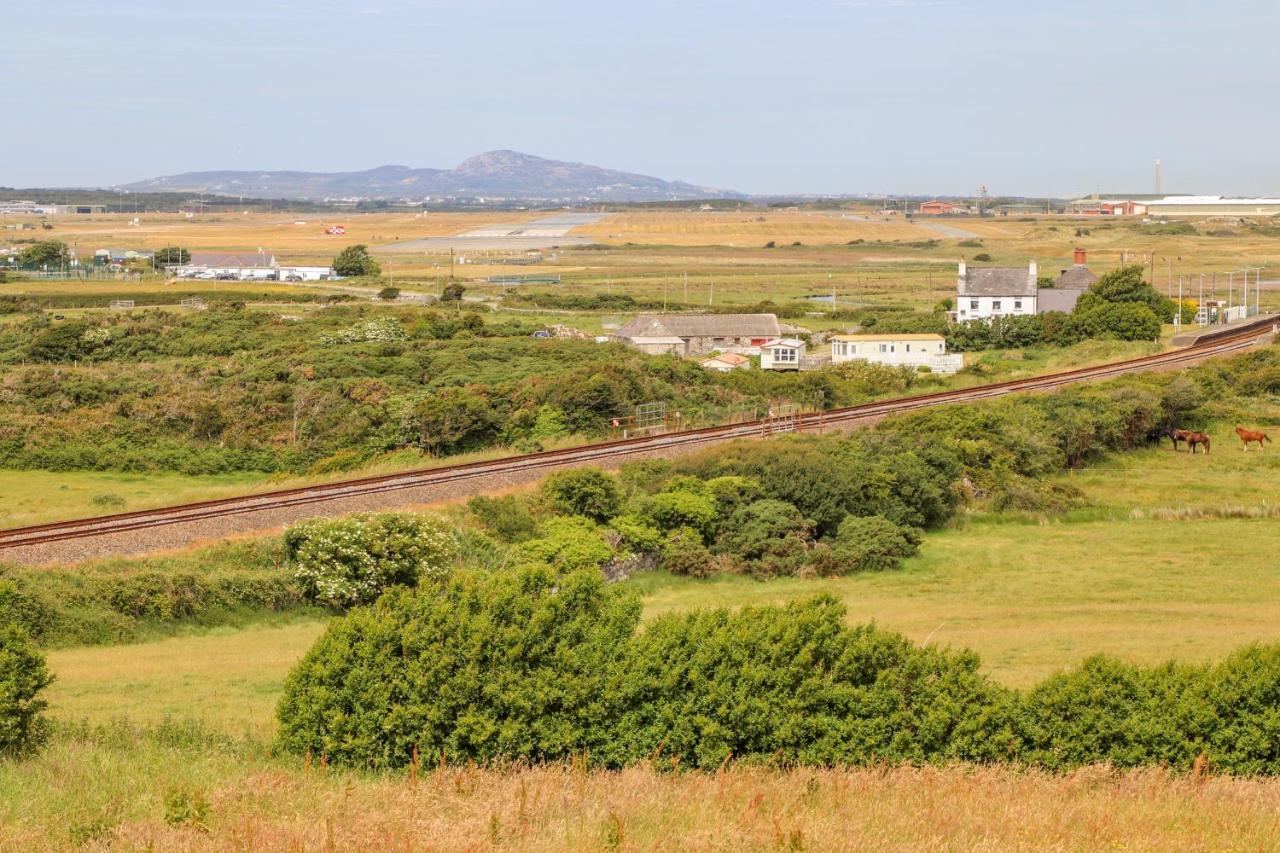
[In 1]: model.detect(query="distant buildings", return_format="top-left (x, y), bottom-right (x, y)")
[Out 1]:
top-left (0, 200), bottom-right (106, 215)
top-left (170, 251), bottom-right (334, 281)
top-left (612, 313), bottom-right (781, 356)
top-left (830, 333), bottom-right (962, 374)
top-left (700, 352), bottom-right (751, 372)
top-left (955, 260), bottom-right (1038, 321)
top-left (917, 200), bottom-right (966, 216)
top-left (1143, 196), bottom-right (1280, 217)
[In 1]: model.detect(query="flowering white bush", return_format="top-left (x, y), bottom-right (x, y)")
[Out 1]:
top-left (285, 512), bottom-right (457, 608)
top-left (319, 316), bottom-right (408, 345)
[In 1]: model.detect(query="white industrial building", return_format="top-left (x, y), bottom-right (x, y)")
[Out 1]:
top-left (830, 333), bottom-right (963, 374)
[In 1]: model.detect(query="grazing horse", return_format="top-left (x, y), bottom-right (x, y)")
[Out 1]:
top-left (1149, 427), bottom-right (1182, 450)
top-left (1183, 431), bottom-right (1211, 454)
top-left (1169, 428), bottom-right (1197, 452)
top-left (1235, 425), bottom-right (1272, 451)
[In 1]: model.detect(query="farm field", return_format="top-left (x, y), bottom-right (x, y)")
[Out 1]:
top-left (11, 209), bottom-right (1280, 316)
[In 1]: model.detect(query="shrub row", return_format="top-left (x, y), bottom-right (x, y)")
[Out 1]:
top-left (278, 569), bottom-right (1280, 774)
top-left (0, 541), bottom-right (305, 647)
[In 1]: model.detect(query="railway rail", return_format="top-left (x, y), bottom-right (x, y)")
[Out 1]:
top-left (0, 317), bottom-right (1273, 558)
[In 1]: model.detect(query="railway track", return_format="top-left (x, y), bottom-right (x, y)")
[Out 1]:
top-left (0, 318), bottom-right (1273, 556)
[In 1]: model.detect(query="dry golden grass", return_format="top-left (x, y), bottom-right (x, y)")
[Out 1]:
top-left (575, 210), bottom-right (925, 246)
top-left (5, 753), bottom-right (1280, 851)
top-left (24, 211), bottom-right (539, 266)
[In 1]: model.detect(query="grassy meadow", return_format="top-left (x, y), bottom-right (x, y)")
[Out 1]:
top-left (10, 420), bottom-right (1280, 848)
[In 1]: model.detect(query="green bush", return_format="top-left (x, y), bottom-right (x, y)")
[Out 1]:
top-left (716, 499), bottom-right (811, 562)
top-left (0, 623), bottom-right (53, 756)
top-left (468, 495), bottom-right (537, 543)
top-left (518, 516), bottom-right (615, 573)
top-left (276, 568), bottom-right (640, 768)
top-left (636, 490), bottom-right (719, 539)
top-left (610, 596), bottom-right (1019, 768)
top-left (659, 528), bottom-right (715, 577)
top-left (541, 468), bottom-right (623, 522)
top-left (825, 515), bottom-right (922, 573)
top-left (607, 514), bottom-right (664, 554)
top-left (284, 513), bottom-right (457, 609)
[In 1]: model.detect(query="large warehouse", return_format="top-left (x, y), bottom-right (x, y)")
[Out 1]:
top-left (1143, 195), bottom-right (1280, 217)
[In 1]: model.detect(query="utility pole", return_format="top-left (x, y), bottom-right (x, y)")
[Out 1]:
top-left (683, 270), bottom-right (688, 303)
top-left (708, 281), bottom-right (714, 306)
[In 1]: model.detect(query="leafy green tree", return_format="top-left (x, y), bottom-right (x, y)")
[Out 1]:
top-left (413, 387), bottom-right (497, 455)
top-left (378, 286), bottom-right (401, 301)
top-left (17, 241), bottom-right (69, 269)
top-left (1076, 265), bottom-right (1174, 321)
top-left (153, 246), bottom-right (191, 266)
top-left (0, 622), bottom-right (53, 757)
top-left (541, 468), bottom-right (622, 522)
top-left (441, 281), bottom-right (466, 304)
top-left (332, 244), bottom-right (381, 277)
top-left (1074, 302), bottom-right (1161, 341)
top-left (636, 490), bottom-right (719, 539)
top-left (284, 512), bottom-right (458, 609)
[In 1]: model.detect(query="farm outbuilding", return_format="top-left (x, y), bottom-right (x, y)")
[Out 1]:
top-left (613, 313), bottom-right (781, 355)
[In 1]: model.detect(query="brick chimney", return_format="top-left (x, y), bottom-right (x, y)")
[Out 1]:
top-left (1073, 247), bottom-right (1087, 266)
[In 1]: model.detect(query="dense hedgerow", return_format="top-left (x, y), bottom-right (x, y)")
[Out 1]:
top-left (277, 568), bottom-right (1280, 774)
top-left (0, 541), bottom-right (304, 647)
top-left (0, 622), bottom-right (53, 757)
top-left (276, 569), bottom-right (1018, 769)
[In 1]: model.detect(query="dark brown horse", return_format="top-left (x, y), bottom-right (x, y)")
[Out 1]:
top-left (1236, 425), bottom-right (1272, 451)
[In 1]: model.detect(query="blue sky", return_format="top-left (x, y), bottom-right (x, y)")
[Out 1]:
top-left (5, 0), bottom-right (1277, 195)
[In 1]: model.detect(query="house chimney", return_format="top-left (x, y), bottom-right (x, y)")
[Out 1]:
top-left (957, 259), bottom-right (967, 294)
top-left (1028, 260), bottom-right (1037, 280)
top-left (1073, 247), bottom-right (1087, 266)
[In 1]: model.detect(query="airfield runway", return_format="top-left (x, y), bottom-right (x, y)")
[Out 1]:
top-left (378, 212), bottom-right (607, 252)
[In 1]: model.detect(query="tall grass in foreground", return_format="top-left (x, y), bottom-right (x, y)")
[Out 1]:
top-left (2, 723), bottom-right (1280, 850)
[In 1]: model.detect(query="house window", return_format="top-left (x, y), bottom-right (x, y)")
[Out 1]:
top-left (992, 300), bottom-right (1002, 310)
top-left (879, 343), bottom-right (889, 353)
top-left (969, 299), bottom-right (979, 310)
top-left (773, 348), bottom-right (796, 362)
top-left (905, 344), bottom-right (911, 352)
top-left (1014, 299), bottom-right (1022, 310)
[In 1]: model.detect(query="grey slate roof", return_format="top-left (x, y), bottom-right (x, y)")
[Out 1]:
top-left (1054, 265), bottom-right (1099, 290)
top-left (615, 313), bottom-right (780, 339)
top-left (959, 267), bottom-right (1036, 297)
top-left (1037, 288), bottom-right (1085, 313)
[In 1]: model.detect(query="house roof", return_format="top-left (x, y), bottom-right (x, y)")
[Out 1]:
top-left (832, 333), bottom-right (944, 342)
top-left (615, 313), bottom-right (780, 340)
top-left (762, 338), bottom-right (805, 349)
top-left (187, 251), bottom-right (277, 268)
top-left (959, 267), bottom-right (1036, 297)
top-left (1054, 265), bottom-right (1098, 290)
top-left (702, 352), bottom-right (750, 366)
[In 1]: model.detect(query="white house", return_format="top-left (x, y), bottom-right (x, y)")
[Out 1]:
top-left (760, 338), bottom-right (806, 371)
top-left (830, 333), bottom-right (963, 374)
top-left (956, 260), bottom-right (1038, 321)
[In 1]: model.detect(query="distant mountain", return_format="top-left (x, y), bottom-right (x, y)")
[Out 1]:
top-left (120, 150), bottom-right (741, 202)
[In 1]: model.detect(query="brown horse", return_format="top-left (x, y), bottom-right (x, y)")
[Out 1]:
top-left (1235, 425), bottom-right (1272, 451)
top-left (1183, 431), bottom-right (1211, 454)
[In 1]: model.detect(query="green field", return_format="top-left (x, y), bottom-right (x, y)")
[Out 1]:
top-left (40, 421), bottom-right (1280, 737)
